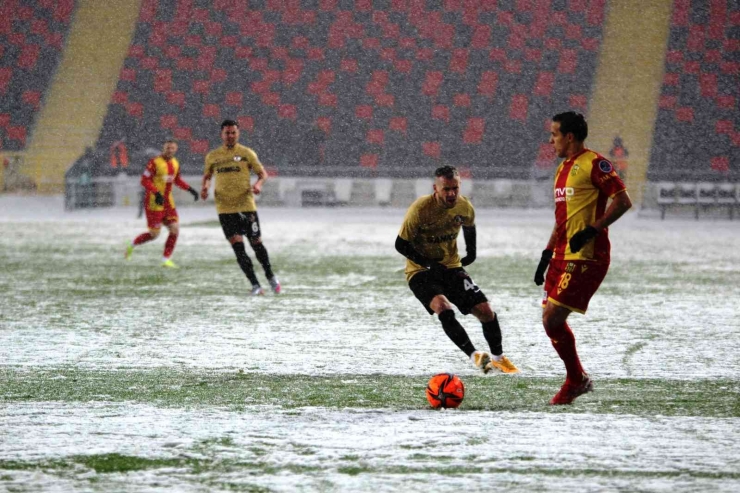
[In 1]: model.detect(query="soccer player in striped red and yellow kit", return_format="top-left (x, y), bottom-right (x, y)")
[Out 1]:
top-left (125, 140), bottom-right (198, 267)
top-left (534, 112), bottom-right (632, 405)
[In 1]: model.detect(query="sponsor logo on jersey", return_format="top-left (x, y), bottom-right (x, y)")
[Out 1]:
top-left (598, 160), bottom-right (613, 173)
top-left (425, 232), bottom-right (458, 243)
top-left (217, 166), bottom-right (241, 173)
top-left (554, 187), bottom-right (574, 202)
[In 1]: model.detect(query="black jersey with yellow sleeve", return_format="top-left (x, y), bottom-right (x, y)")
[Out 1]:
top-left (204, 144), bottom-right (264, 214)
top-left (398, 194), bottom-right (475, 281)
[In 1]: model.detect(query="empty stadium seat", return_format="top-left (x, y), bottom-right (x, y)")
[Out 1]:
top-left (96, 0), bottom-right (606, 176)
top-left (0, 0), bottom-right (73, 151)
top-left (650, 0), bottom-right (740, 184)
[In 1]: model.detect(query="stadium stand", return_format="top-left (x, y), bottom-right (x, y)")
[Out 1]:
top-left (96, 0), bottom-right (606, 178)
top-left (650, 0), bottom-right (739, 184)
top-left (0, 0), bottom-right (75, 151)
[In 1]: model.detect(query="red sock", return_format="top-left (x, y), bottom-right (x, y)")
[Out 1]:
top-left (545, 322), bottom-right (584, 382)
top-left (133, 232), bottom-right (154, 246)
top-left (163, 233), bottom-right (178, 259)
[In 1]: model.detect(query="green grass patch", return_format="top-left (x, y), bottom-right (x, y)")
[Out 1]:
top-left (2, 368), bottom-right (738, 417)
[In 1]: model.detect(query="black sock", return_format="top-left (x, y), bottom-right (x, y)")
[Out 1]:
top-left (438, 310), bottom-right (475, 357)
top-left (251, 242), bottom-right (274, 279)
top-left (232, 242), bottom-right (259, 286)
top-left (482, 314), bottom-right (503, 357)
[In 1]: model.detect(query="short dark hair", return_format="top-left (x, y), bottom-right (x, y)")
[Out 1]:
top-left (553, 111), bottom-right (588, 142)
top-left (434, 165), bottom-right (459, 180)
top-left (221, 119), bottom-right (239, 129)
top-left (164, 139), bottom-right (177, 145)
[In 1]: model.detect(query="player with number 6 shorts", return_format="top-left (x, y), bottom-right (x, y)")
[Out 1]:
top-left (202, 119), bottom-right (280, 296)
top-left (395, 165), bottom-right (518, 374)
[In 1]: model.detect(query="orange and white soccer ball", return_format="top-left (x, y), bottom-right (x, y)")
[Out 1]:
top-left (425, 373), bottom-right (465, 409)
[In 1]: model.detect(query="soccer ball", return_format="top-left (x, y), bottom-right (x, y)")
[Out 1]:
top-left (425, 373), bottom-right (465, 409)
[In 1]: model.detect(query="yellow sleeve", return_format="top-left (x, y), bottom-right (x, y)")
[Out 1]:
top-left (203, 152), bottom-right (214, 177)
top-left (398, 202), bottom-right (421, 241)
top-left (246, 148), bottom-right (264, 175)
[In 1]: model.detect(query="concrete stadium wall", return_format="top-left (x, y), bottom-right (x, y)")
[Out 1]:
top-left (70, 174), bottom-right (555, 210)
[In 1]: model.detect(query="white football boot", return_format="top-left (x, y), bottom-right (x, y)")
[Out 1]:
top-left (268, 276), bottom-right (281, 294)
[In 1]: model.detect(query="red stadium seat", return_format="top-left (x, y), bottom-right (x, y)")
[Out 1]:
top-left (355, 106), bottom-right (373, 120)
top-left (389, 117), bottom-right (407, 133)
top-left (478, 71), bottom-right (498, 97)
top-left (278, 104), bottom-right (298, 120)
top-left (22, 90), bottom-right (41, 109)
top-left (203, 104), bottom-right (220, 119)
top-left (360, 154), bottom-right (378, 168)
top-left (422, 71), bottom-right (443, 97)
top-left (366, 129), bottom-right (384, 144)
top-left (190, 139), bottom-right (209, 154)
top-left (17, 45), bottom-right (41, 69)
top-left (510, 94), bottom-right (529, 122)
top-left (160, 115), bottom-right (178, 129)
top-left (226, 92), bottom-right (243, 107)
top-left (432, 105), bottom-right (450, 123)
top-left (463, 118), bottom-right (485, 144)
top-left (422, 142), bottom-right (441, 158)
top-left (238, 116), bottom-right (255, 132)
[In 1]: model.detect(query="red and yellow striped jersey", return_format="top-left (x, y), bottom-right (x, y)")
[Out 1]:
top-left (551, 149), bottom-right (626, 263)
top-left (141, 155), bottom-right (191, 211)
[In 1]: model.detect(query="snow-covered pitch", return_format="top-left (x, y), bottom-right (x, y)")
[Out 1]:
top-left (1, 195), bottom-right (739, 492)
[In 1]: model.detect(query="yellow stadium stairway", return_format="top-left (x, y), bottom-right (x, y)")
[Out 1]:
top-left (22, 0), bottom-right (142, 194)
top-left (587, 0), bottom-right (673, 206)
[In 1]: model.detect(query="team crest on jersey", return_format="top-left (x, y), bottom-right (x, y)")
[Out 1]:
top-left (598, 160), bottom-right (613, 173)
top-left (453, 215), bottom-right (465, 225)
top-left (233, 156), bottom-right (242, 162)
top-left (570, 164), bottom-right (580, 176)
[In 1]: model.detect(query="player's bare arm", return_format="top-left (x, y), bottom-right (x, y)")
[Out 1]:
top-left (591, 190), bottom-right (633, 232)
top-left (201, 174), bottom-right (211, 200)
top-left (570, 190), bottom-right (632, 253)
top-left (253, 169), bottom-right (267, 195)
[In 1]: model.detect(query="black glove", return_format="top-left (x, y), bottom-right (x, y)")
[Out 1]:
top-left (461, 226), bottom-right (476, 267)
top-left (154, 192), bottom-right (165, 206)
top-left (187, 187), bottom-right (199, 201)
top-left (569, 226), bottom-right (598, 253)
top-left (534, 249), bottom-right (553, 286)
top-left (427, 260), bottom-right (447, 276)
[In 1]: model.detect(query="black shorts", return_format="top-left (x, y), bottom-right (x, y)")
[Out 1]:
top-left (408, 267), bottom-right (488, 315)
top-left (219, 211), bottom-right (262, 240)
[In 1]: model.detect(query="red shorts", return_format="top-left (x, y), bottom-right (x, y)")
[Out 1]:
top-left (145, 207), bottom-right (178, 230)
top-left (542, 259), bottom-right (609, 314)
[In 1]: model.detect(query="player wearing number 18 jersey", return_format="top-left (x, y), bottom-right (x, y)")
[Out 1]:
top-left (396, 166), bottom-right (518, 374)
top-left (534, 112), bottom-right (632, 405)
